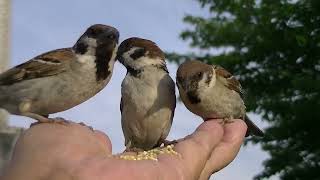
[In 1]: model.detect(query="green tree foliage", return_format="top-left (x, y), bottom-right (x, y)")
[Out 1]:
top-left (168, 0), bottom-right (320, 179)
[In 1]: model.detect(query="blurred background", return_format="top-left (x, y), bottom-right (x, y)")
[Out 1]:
top-left (1, 0), bottom-right (319, 179)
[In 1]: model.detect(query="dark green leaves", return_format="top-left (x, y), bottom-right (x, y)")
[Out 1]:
top-left (169, 0), bottom-right (320, 179)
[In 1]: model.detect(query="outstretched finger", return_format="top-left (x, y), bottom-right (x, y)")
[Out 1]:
top-left (199, 119), bottom-right (247, 180)
top-left (158, 120), bottom-right (224, 180)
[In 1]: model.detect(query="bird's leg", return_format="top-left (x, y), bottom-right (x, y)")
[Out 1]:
top-left (121, 141), bottom-right (142, 153)
top-left (21, 112), bottom-right (51, 124)
top-left (78, 122), bottom-right (94, 131)
top-left (205, 114), bottom-right (235, 125)
top-left (115, 144), bottom-right (146, 160)
top-left (124, 147), bottom-right (144, 153)
top-left (18, 99), bottom-right (91, 129)
top-left (25, 114), bottom-right (93, 130)
top-left (162, 139), bottom-right (182, 146)
top-left (49, 117), bottom-right (71, 125)
top-left (21, 112), bottom-right (71, 127)
top-left (222, 117), bottom-right (235, 125)
top-left (19, 100), bottom-right (71, 126)
top-left (117, 145), bottom-right (180, 161)
top-left (163, 135), bottom-right (193, 146)
top-left (211, 117), bottom-right (234, 125)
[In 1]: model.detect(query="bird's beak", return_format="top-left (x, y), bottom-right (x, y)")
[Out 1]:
top-left (98, 30), bottom-right (119, 46)
top-left (116, 55), bottom-right (121, 62)
top-left (116, 54), bottom-right (125, 65)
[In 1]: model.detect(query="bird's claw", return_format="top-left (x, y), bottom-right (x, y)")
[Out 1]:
top-left (212, 118), bottom-right (234, 126)
top-left (222, 117), bottom-right (235, 125)
top-left (162, 139), bottom-right (180, 146)
top-left (117, 144), bottom-right (180, 161)
top-left (30, 117), bottom-right (71, 127)
top-left (51, 117), bottom-right (71, 125)
top-left (78, 122), bottom-right (94, 131)
top-left (124, 147), bottom-right (144, 153)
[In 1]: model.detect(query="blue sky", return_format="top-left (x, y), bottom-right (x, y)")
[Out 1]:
top-left (9, 1), bottom-right (274, 179)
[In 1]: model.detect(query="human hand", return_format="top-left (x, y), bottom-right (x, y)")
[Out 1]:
top-left (1, 119), bottom-right (247, 180)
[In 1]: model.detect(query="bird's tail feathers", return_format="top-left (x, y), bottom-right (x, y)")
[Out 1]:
top-left (244, 115), bottom-right (264, 137)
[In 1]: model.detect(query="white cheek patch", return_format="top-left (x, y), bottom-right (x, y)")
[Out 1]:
top-left (135, 56), bottom-right (162, 68)
top-left (198, 71), bottom-right (216, 89)
top-left (122, 47), bottom-right (137, 65)
top-left (84, 37), bottom-right (97, 47)
top-left (198, 75), bottom-right (207, 88)
top-left (82, 37), bottom-right (97, 55)
top-left (108, 45), bottom-right (118, 72)
top-left (122, 47), bottom-right (163, 69)
top-left (76, 54), bottom-right (96, 69)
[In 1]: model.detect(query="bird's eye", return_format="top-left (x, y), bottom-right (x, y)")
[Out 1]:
top-left (197, 72), bottom-right (203, 78)
top-left (108, 34), bottom-right (115, 39)
top-left (88, 29), bottom-right (96, 35)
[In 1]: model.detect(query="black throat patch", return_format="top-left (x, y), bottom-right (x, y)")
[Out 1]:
top-left (126, 63), bottom-right (168, 78)
top-left (95, 45), bottom-right (113, 81)
top-left (127, 66), bottom-right (143, 77)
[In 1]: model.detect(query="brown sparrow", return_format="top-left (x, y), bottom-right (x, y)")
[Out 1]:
top-left (176, 60), bottom-right (263, 136)
top-left (117, 37), bottom-right (176, 150)
top-left (0, 24), bottom-right (119, 124)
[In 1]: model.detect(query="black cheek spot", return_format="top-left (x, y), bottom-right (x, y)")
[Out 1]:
top-left (75, 42), bottom-right (88, 54)
top-left (187, 91), bottom-right (201, 104)
top-left (127, 67), bottom-right (143, 77)
top-left (130, 48), bottom-right (145, 60)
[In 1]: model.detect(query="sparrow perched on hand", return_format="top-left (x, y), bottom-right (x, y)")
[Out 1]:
top-left (176, 60), bottom-right (263, 136)
top-left (117, 37), bottom-right (176, 151)
top-left (0, 24), bottom-right (119, 123)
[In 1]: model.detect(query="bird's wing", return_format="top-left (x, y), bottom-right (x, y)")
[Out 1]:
top-left (214, 65), bottom-right (243, 96)
top-left (119, 96), bottom-right (130, 147)
top-left (169, 78), bottom-right (176, 123)
top-left (158, 76), bottom-right (176, 146)
top-left (0, 48), bottom-right (74, 85)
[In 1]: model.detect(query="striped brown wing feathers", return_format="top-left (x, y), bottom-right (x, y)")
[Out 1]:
top-left (0, 48), bottom-right (73, 85)
top-left (214, 65), bottom-right (243, 96)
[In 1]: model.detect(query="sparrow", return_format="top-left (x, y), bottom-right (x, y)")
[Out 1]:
top-left (176, 60), bottom-right (264, 136)
top-left (117, 37), bottom-right (176, 151)
top-left (0, 24), bottom-right (119, 124)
